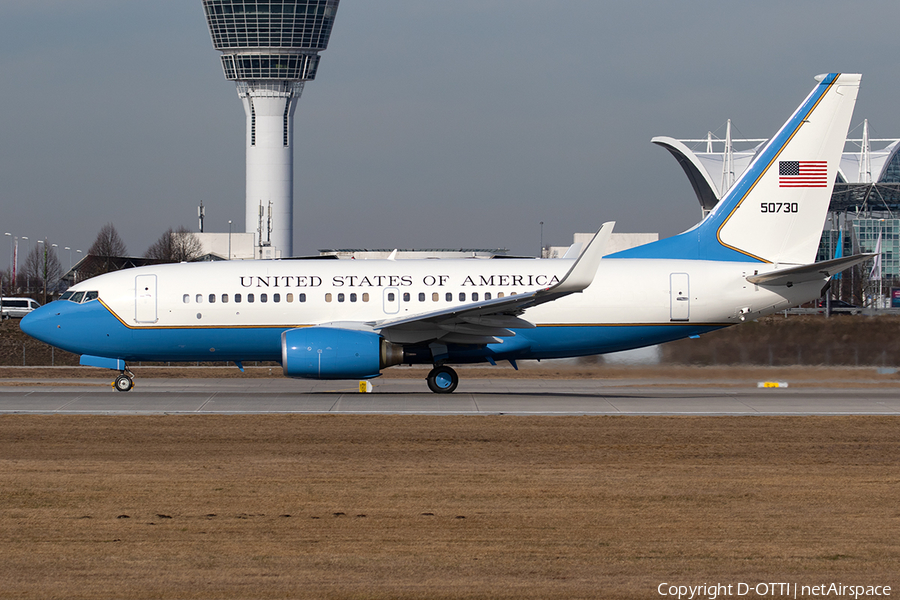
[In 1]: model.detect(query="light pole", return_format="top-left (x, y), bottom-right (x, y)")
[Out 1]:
top-left (74, 250), bottom-right (83, 284)
top-left (51, 244), bottom-right (58, 299)
top-left (539, 222), bottom-right (544, 258)
top-left (228, 220), bottom-right (233, 260)
top-left (19, 237), bottom-right (27, 292)
top-left (1, 233), bottom-right (7, 317)
top-left (4, 233), bottom-right (10, 273)
top-left (37, 240), bottom-right (47, 304)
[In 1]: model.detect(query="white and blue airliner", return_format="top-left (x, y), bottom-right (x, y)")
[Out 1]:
top-left (22, 73), bottom-right (871, 393)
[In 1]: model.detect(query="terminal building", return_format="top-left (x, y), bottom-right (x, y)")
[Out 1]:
top-left (653, 120), bottom-right (900, 295)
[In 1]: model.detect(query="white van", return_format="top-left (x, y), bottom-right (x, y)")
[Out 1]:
top-left (0, 297), bottom-right (41, 319)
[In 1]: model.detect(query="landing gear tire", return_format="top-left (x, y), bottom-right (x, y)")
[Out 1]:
top-left (426, 365), bottom-right (459, 394)
top-left (114, 373), bottom-right (134, 392)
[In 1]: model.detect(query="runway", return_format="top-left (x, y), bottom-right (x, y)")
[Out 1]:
top-left (0, 377), bottom-right (898, 415)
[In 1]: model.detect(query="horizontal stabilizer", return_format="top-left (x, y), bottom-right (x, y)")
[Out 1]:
top-left (746, 253), bottom-right (875, 286)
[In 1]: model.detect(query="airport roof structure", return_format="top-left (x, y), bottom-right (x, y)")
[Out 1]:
top-left (654, 119), bottom-right (900, 217)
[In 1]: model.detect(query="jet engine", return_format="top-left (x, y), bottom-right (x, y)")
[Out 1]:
top-left (281, 327), bottom-right (404, 380)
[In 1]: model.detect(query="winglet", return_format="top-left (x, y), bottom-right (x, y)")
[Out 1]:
top-left (550, 221), bottom-right (614, 294)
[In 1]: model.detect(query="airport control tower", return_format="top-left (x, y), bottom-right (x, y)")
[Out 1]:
top-left (202, 0), bottom-right (340, 258)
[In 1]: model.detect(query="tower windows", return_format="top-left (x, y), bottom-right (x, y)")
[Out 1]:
top-left (249, 100), bottom-right (256, 146)
top-left (283, 98), bottom-right (291, 147)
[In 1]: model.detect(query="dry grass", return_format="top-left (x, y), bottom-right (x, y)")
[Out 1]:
top-left (1, 415), bottom-right (898, 599)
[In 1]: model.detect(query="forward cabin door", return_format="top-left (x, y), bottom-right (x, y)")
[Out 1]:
top-left (669, 273), bottom-right (690, 322)
top-left (135, 274), bottom-right (158, 323)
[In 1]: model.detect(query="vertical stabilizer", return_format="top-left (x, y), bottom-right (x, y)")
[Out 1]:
top-left (614, 74), bottom-right (861, 264)
top-left (711, 73), bottom-right (860, 264)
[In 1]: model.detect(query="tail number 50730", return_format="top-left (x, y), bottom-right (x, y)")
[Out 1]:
top-left (760, 202), bottom-right (798, 213)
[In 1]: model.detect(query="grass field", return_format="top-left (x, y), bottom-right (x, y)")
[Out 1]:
top-left (1, 414), bottom-right (898, 599)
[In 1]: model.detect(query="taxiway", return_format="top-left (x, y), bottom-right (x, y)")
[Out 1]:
top-left (0, 378), bottom-right (898, 415)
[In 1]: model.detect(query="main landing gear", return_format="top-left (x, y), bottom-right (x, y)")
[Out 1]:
top-left (426, 365), bottom-right (459, 394)
top-left (113, 369), bottom-right (135, 392)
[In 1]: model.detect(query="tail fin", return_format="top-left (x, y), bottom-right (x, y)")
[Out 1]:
top-left (616, 73), bottom-right (860, 264)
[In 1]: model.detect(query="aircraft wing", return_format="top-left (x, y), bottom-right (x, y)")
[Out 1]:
top-left (372, 222), bottom-right (615, 345)
top-left (745, 253), bottom-right (875, 286)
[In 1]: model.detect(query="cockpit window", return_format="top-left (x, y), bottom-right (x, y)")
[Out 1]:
top-left (60, 291), bottom-right (74, 301)
top-left (83, 291), bottom-right (99, 302)
top-left (70, 291), bottom-right (85, 303)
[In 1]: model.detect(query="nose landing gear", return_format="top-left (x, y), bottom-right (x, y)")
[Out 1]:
top-left (426, 365), bottom-right (459, 394)
top-left (113, 370), bottom-right (135, 392)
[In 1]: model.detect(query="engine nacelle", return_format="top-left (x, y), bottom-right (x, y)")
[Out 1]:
top-left (281, 327), bottom-right (403, 380)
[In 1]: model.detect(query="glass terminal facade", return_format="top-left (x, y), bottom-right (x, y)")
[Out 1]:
top-left (854, 219), bottom-right (900, 278)
top-left (819, 218), bottom-right (900, 279)
top-left (202, 0), bottom-right (339, 80)
top-left (883, 149), bottom-right (900, 183)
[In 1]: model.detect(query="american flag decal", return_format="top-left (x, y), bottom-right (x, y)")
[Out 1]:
top-left (779, 161), bottom-right (828, 187)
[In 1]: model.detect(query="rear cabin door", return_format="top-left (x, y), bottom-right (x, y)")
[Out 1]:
top-left (669, 273), bottom-right (690, 322)
top-left (135, 274), bottom-right (158, 323)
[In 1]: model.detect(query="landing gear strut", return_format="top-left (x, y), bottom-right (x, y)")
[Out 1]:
top-left (113, 370), bottom-right (135, 392)
top-left (426, 365), bottom-right (459, 394)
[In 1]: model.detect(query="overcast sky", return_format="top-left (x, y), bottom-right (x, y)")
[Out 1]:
top-left (1, 0), bottom-right (898, 266)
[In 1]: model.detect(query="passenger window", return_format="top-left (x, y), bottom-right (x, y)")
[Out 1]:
top-left (459, 292), bottom-right (466, 301)
top-left (260, 293), bottom-right (268, 303)
top-left (235, 293), bottom-right (242, 303)
top-left (432, 293), bottom-right (439, 302)
top-left (472, 292), bottom-right (479, 301)
top-left (387, 292), bottom-right (395, 302)
top-left (325, 293), bottom-right (333, 302)
top-left (222, 294), bottom-right (229, 303)
top-left (350, 293), bottom-right (357, 302)
top-left (446, 293), bottom-right (452, 302)
top-left (362, 293), bottom-right (369, 302)
top-left (196, 294), bottom-right (203, 304)
top-left (299, 293), bottom-right (306, 302)
top-left (338, 293), bottom-right (345, 302)
top-left (183, 294), bottom-right (190, 304)
top-left (497, 292), bottom-right (504, 298)
top-left (71, 292), bottom-right (85, 303)
top-left (209, 294), bottom-right (216, 304)
top-left (84, 291), bottom-right (99, 302)
top-left (485, 293), bottom-right (492, 300)
top-left (286, 293), bottom-right (293, 303)
top-left (403, 293), bottom-right (410, 302)
top-left (247, 293), bottom-right (254, 303)
top-left (418, 293), bottom-right (425, 302)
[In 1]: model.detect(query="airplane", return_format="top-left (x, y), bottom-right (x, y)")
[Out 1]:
top-left (22, 73), bottom-right (873, 394)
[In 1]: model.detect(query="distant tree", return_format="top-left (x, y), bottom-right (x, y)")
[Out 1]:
top-left (88, 223), bottom-right (128, 258)
top-left (145, 227), bottom-right (203, 263)
top-left (81, 223), bottom-right (128, 280)
top-left (22, 240), bottom-right (62, 303)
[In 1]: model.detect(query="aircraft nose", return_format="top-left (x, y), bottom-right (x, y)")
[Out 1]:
top-left (20, 303), bottom-right (60, 345)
